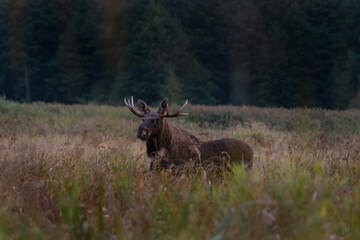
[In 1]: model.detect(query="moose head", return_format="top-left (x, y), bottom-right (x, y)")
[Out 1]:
top-left (124, 97), bottom-right (189, 141)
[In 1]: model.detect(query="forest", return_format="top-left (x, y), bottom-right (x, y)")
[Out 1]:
top-left (0, 0), bottom-right (360, 108)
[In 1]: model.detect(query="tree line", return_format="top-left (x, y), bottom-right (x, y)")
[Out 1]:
top-left (0, 0), bottom-right (359, 108)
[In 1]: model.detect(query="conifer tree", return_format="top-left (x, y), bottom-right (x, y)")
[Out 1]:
top-left (0, 0), bottom-right (9, 97)
top-left (26, 0), bottom-right (59, 102)
top-left (112, 0), bottom-right (215, 105)
top-left (6, 0), bottom-right (29, 101)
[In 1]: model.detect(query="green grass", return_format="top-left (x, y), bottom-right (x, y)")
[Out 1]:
top-left (0, 99), bottom-right (360, 239)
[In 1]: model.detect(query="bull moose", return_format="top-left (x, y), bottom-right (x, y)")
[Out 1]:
top-left (124, 97), bottom-right (253, 170)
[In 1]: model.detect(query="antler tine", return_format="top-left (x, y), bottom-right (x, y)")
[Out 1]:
top-left (131, 96), bottom-right (134, 107)
top-left (166, 99), bottom-right (189, 118)
top-left (124, 96), bottom-right (145, 117)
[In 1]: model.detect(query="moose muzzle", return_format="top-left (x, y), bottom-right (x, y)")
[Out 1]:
top-left (137, 125), bottom-right (150, 141)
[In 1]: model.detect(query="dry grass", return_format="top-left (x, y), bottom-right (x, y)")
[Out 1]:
top-left (0, 99), bottom-right (360, 239)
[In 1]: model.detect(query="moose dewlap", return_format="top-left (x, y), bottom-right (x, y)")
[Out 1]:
top-left (124, 97), bottom-right (253, 170)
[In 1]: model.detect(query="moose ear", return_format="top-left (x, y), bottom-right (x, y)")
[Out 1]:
top-left (137, 100), bottom-right (150, 114)
top-left (158, 98), bottom-right (169, 115)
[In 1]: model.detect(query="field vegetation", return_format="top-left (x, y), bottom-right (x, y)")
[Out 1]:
top-left (1, 98), bottom-right (360, 239)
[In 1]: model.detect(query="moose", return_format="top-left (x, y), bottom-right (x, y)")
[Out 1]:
top-left (124, 97), bottom-right (253, 170)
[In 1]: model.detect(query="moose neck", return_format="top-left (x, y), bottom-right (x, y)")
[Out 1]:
top-left (147, 118), bottom-right (173, 152)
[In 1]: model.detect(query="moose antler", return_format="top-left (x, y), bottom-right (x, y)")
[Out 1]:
top-left (124, 96), bottom-right (145, 117)
top-left (165, 99), bottom-right (189, 118)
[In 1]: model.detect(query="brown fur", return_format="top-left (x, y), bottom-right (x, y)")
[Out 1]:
top-left (125, 97), bottom-right (253, 170)
top-left (147, 119), bottom-right (253, 170)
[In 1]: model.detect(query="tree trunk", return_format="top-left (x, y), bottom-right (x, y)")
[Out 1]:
top-left (25, 64), bottom-right (31, 103)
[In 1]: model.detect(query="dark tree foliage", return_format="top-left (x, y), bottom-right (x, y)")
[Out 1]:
top-left (160, 0), bottom-right (230, 103)
top-left (110, 0), bottom-right (216, 105)
top-left (26, 0), bottom-right (59, 102)
top-left (0, 0), bottom-right (359, 108)
top-left (0, 0), bottom-right (9, 97)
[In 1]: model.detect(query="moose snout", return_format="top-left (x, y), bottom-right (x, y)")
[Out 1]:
top-left (137, 126), bottom-right (150, 141)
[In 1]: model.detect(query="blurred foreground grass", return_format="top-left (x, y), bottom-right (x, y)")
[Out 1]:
top-left (0, 99), bottom-right (360, 239)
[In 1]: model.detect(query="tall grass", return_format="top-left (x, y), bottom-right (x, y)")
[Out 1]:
top-left (0, 99), bottom-right (360, 239)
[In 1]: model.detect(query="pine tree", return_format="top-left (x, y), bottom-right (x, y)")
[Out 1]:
top-left (161, 67), bottom-right (182, 104)
top-left (0, 0), bottom-right (9, 97)
top-left (111, 0), bottom-right (215, 105)
top-left (161, 0), bottom-right (230, 103)
top-left (94, 0), bottom-right (128, 104)
top-left (283, 1), bottom-right (317, 107)
top-left (6, 0), bottom-right (29, 101)
top-left (26, 0), bottom-right (59, 102)
top-left (267, 23), bottom-right (291, 107)
top-left (56, 0), bottom-right (102, 103)
top-left (221, 0), bottom-right (268, 106)
top-left (329, 0), bottom-right (358, 109)
top-left (304, 0), bottom-right (337, 108)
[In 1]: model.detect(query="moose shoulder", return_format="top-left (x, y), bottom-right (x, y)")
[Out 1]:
top-left (124, 97), bottom-right (253, 170)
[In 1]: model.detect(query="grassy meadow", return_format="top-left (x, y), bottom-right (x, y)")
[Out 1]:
top-left (1, 98), bottom-right (360, 239)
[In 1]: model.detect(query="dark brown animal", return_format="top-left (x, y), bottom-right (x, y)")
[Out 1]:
top-left (124, 97), bottom-right (253, 170)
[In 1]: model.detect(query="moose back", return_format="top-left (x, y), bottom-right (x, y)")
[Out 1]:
top-left (124, 97), bottom-right (253, 170)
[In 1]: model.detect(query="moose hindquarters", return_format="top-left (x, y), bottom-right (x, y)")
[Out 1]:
top-left (199, 138), bottom-right (253, 169)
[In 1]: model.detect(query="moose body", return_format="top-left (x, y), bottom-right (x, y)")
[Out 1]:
top-left (124, 97), bottom-right (253, 170)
